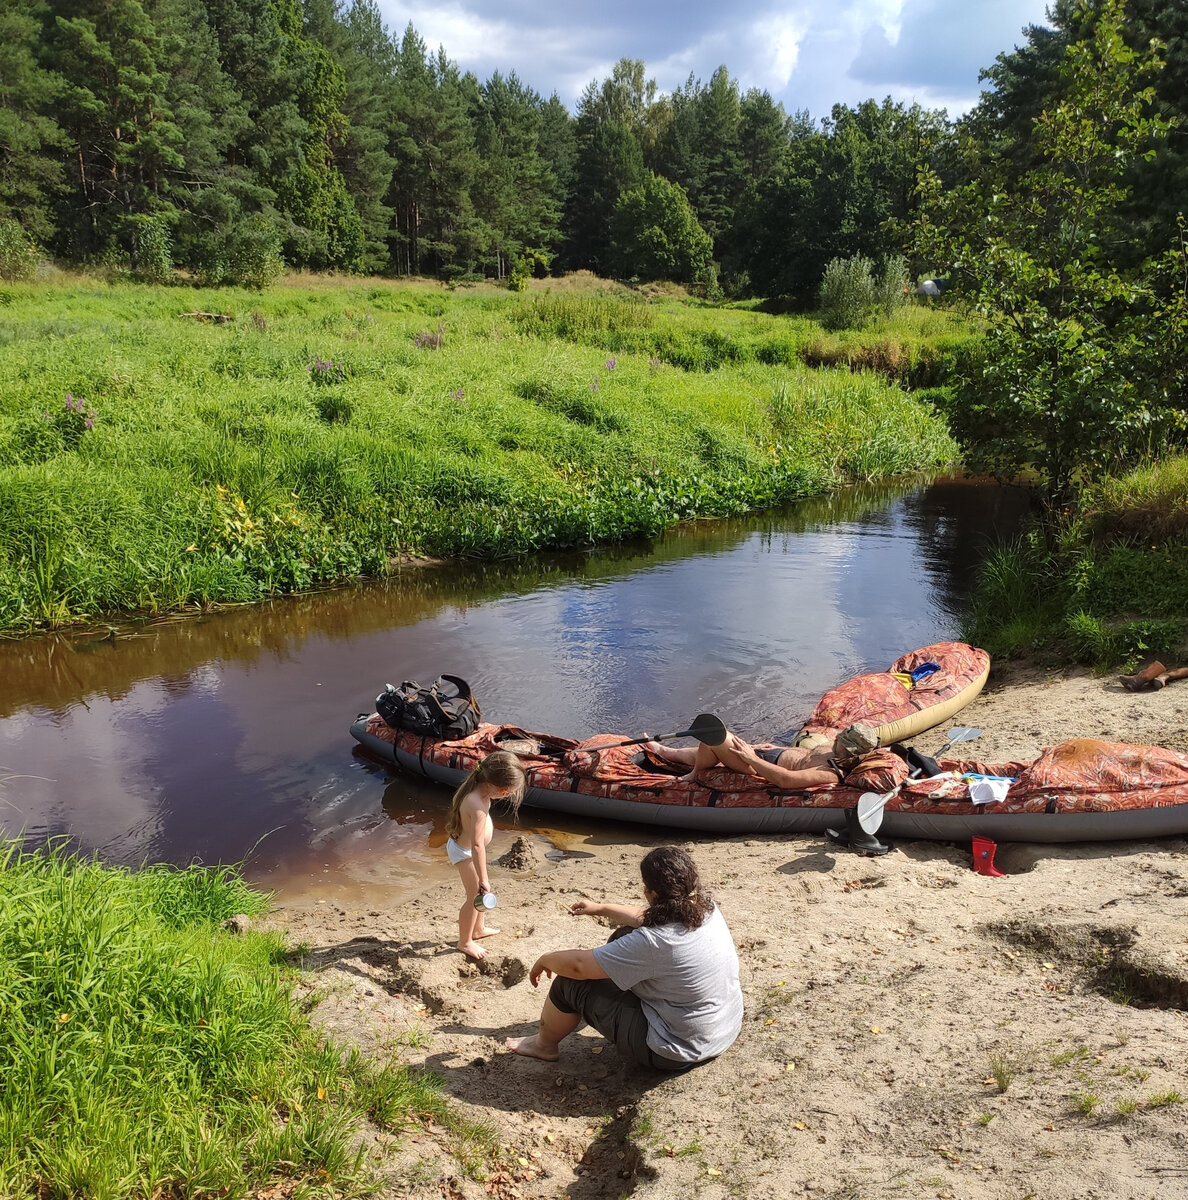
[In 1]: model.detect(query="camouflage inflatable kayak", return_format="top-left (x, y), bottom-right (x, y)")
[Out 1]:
top-left (346, 642), bottom-right (1071, 837)
top-left (351, 641), bottom-right (1188, 841)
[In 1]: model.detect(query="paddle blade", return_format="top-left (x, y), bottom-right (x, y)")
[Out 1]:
top-left (688, 713), bottom-right (727, 747)
top-left (946, 726), bottom-right (982, 744)
top-left (857, 790), bottom-right (889, 835)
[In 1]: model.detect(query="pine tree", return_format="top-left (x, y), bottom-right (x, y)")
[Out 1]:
top-left (564, 61), bottom-right (654, 273)
top-left (387, 28), bottom-right (478, 277)
top-left (0, 0), bottom-right (66, 243)
top-left (48, 0), bottom-right (184, 261)
top-left (305, 0), bottom-right (395, 273)
top-left (469, 71), bottom-right (561, 279)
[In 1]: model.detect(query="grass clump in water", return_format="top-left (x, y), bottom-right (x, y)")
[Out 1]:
top-left (0, 841), bottom-right (466, 1198)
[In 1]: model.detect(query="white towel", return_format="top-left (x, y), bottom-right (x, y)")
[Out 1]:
top-left (969, 778), bottom-right (1011, 805)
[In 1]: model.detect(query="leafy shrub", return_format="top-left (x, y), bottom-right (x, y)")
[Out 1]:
top-left (610, 174), bottom-right (713, 283)
top-left (874, 254), bottom-right (909, 316)
top-left (127, 214), bottom-right (173, 284)
top-left (227, 217), bottom-right (285, 289)
top-left (507, 262), bottom-right (529, 292)
top-left (193, 215), bottom-right (285, 289)
top-left (0, 217), bottom-right (39, 282)
top-left (819, 255), bottom-right (876, 331)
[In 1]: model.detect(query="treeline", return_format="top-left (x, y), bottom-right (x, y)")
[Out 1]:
top-left (0, 0), bottom-right (1185, 298)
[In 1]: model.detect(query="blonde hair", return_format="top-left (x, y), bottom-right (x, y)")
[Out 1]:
top-left (445, 751), bottom-right (527, 840)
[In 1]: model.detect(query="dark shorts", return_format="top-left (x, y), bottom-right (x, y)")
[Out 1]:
top-left (548, 974), bottom-right (692, 1072)
top-left (754, 746), bottom-right (787, 766)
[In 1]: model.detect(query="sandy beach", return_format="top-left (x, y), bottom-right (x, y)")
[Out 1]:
top-left (264, 663), bottom-right (1188, 1200)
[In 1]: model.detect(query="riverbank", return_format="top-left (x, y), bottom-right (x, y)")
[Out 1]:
top-left (264, 662), bottom-right (1188, 1199)
top-left (0, 276), bottom-right (963, 634)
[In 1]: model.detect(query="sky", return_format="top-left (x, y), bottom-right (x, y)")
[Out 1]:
top-left (373, 0), bottom-right (1056, 121)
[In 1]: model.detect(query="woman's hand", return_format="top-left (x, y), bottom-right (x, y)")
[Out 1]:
top-left (569, 898), bottom-right (601, 918)
top-left (529, 955), bottom-right (554, 988)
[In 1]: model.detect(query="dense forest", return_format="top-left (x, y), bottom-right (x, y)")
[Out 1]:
top-left (0, 0), bottom-right (1184, 300)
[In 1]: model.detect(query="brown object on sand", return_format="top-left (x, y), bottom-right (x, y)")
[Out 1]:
top-left (1119, 660), bottom-right (1168, 691)
top-left (1152, 666), bottom-right (1188, 690)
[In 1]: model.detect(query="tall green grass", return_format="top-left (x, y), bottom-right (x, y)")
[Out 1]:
top-left (0, 843), bottom-right (473, 1198)
top-left (964, 455), bottom-right (1188, 666)
top-left (0, 277), bottom-right (962, 632)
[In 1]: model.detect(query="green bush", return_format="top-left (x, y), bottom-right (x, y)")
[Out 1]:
top-left (0, 218), bottom-right (39, 282)
top-left (610, 174), bottom-right (713, 283)
top-left (127, 214), bottom-right (173, 284)
top-left (819, 255), bottom-right (876, 331)
top-left (874, 254), bottom-right (909, 316)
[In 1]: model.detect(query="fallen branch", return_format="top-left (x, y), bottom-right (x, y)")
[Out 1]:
top-left (178, 311), bottom-right (233, 324)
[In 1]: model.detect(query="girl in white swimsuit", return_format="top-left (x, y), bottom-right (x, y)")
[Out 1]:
top-left (444, 751), bottom-right (526, 962)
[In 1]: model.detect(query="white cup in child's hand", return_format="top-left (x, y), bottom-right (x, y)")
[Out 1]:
top-left (473, 890), bottom-right (497, 910)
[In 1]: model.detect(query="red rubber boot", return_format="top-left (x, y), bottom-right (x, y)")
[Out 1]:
top-left (972, 835), bottom-right (1005, 877)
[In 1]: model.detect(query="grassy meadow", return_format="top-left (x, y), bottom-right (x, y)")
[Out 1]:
top-left (0, 842), bottom-right (486, 1199)
top-left (0, 274), bottom-right (965, 633)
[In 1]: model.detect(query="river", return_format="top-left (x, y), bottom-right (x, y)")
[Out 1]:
top-left (0, 475), bottom-right (1030, 903)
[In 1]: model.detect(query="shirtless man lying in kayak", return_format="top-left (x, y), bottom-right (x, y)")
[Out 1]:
top-left (643, 721), bottom-right (880, 790)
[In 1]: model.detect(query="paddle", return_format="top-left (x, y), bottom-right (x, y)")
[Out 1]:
top-left (855, 726), bottom-right (983, 836)
top-left (583, 712), bottom-right (728, 752)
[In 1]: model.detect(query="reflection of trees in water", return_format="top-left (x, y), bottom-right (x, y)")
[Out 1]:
top-left (0, 475), bottom-right (1015, 718)
top-left (896, 478), bottom-right (1036, 619)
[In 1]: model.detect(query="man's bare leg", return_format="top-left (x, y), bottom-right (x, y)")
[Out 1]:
top-left (643, 741), bottom-right (697, 767)
top-left (505, 998), bottom-right (582, 1061)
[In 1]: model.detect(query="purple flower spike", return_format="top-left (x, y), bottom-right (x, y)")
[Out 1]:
top-left (605, 358), bottom-right (617, 370)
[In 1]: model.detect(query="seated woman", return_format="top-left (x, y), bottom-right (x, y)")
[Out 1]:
top-left (644, 721), bottom-right (880, 790)
top-left (505, 847), bottom-right (742, 1071)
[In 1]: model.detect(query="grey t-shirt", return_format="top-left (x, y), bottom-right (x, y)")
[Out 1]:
top-left (592, 904), bottom-right (743, 1063)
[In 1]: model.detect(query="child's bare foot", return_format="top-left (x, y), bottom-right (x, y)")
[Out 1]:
top-left (473, 926), bottom-right (500, 939)
top-left (458, 941), bottom-right (487, 961)
top-left (505, 1034), bottom-right (559, 1061)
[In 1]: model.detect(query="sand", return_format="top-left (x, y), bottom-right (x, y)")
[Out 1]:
top-left (263, 663), bottom-right (1188, 1200)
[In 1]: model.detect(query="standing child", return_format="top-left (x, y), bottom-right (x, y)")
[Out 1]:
top-left (445, 751), bottom-right (527, 961)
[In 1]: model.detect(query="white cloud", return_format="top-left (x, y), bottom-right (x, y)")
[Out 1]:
top-left (375, 0), bottom-right (1051, 117)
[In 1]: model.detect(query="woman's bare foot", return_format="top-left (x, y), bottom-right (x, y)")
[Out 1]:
top-left (473, 925), bottom-right (500, 939)
top-left (458, 940), bottom-right (487, 961)
top-left (505, 1034), bottom-right (559, 1061)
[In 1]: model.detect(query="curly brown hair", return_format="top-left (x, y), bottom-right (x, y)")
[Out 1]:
top-left (640, 846), bottom-right (714, 930)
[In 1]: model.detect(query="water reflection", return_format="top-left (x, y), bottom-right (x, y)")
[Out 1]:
top-left (0, 475), bottom-right (1032, 899)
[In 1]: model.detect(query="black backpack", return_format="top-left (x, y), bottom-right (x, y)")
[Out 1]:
top-left (375, 675), bottom-right (481, 739)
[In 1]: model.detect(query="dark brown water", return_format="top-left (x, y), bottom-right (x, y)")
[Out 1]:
top-left (0, 476), bottom-right (1030, 901)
